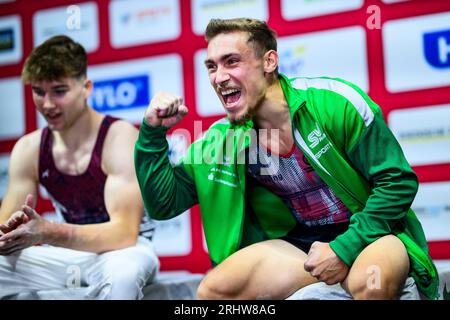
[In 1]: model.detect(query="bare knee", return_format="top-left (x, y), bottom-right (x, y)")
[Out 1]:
top-left (346, 235), bottom-right (409, 300)
top-left (197, 271), bottom-right (244, 300)
top-left (350, 276), bottom-right (405, 300)
top-left (196, 277), bottom-right (222, 300)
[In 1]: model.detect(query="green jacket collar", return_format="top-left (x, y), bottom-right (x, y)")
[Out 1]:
top-left (279, 73), bottom-right (306, 118)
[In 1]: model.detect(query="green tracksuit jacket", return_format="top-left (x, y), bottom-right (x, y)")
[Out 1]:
top-left (135, 74), bottom-right (439, 299)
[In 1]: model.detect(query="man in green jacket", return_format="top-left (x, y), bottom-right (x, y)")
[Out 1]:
top-left (135, 18), bottom-right (438, 300)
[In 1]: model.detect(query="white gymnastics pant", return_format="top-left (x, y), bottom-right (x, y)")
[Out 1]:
top-left (0, 236), bottom-right (159, 300)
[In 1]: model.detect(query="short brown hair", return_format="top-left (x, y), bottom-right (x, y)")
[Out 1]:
top-left (205, 18), bottom-right (277, 58)
top-left (21, 35), bottom-right (87, 83)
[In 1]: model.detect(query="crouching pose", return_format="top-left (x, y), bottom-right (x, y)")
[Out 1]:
top-left (134, 18), bottom-right (438, 300)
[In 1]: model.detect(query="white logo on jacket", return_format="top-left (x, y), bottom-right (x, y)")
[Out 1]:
top-left (308, 124), bottom-right (327, 148)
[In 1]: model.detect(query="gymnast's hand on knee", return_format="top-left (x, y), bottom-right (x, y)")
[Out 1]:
top-left (0, 194), bottom-right (47, 255)
top-left (0, 193), bottom-right (34, 234)
top-left (0, 210), bottom-right (30, 234)
top-left (304, 241), bottom-right (349, 285)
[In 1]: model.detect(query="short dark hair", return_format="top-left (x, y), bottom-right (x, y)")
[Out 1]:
top-left (205, 18), bottom-right (277, 58)
top-left (22, 35), bottom-right (87, 83)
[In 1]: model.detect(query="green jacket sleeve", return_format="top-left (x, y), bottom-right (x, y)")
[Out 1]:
top-left (329, 97), bottom-right (419, 266)
top-left (134, 120), bottom-right (198, 220)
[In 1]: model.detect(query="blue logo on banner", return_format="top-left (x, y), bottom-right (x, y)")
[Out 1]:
top-left (90, 75), bottom-right (150, 111)
top-left (423, 29), bottom-right (450, 69)
top-left (0, 28), bottom-right (14, 51)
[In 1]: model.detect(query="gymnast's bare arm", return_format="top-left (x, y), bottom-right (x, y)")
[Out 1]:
top-left (0, 121), bottom-right (143, 254)
top-left (0, 130), bottom-right (40, 230)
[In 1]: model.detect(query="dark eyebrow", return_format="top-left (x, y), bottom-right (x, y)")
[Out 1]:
top-left (52, 84), bottom-right (69, 90)
top-left (204, 58), bottom-right (214, 66)
top-left (204, 53), bottom-right (237, 66)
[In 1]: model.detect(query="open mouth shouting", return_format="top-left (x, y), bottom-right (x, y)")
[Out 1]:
top-left (220, 87), bottom-right (241, 110)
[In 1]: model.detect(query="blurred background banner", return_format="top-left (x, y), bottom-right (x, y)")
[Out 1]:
top-left (0, 0), bottom-right (449, 273)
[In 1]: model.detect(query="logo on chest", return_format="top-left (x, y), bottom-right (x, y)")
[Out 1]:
top-left (307, 124), bottom-right (332, 159)
top-left (307, 124), bottom-right (327, 148)
top-left (42, 169), bottom-right (50, 179)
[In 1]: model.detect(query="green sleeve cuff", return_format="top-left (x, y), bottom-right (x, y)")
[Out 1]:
top-left (329, 224), bottom-right (366, 267)
top-left (137, 120), bottom-right (168, 148)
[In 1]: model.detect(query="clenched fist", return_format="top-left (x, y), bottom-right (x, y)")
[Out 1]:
top-left (304, 241), bottom-right (349, 285)
top-left (144, 93), bottom-right (188, 129)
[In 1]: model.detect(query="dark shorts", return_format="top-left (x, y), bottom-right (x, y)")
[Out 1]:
top-left (279, 222), bottom-right (349, 254)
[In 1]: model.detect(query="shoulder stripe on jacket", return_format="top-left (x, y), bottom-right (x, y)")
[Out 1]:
top-left (291, 77), bottom-right (375, 127)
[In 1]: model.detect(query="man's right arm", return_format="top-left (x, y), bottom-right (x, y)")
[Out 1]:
top-left (0, 132), bottom-right (39, 225)
top-left (134, 93), bottom-right (198, 220)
